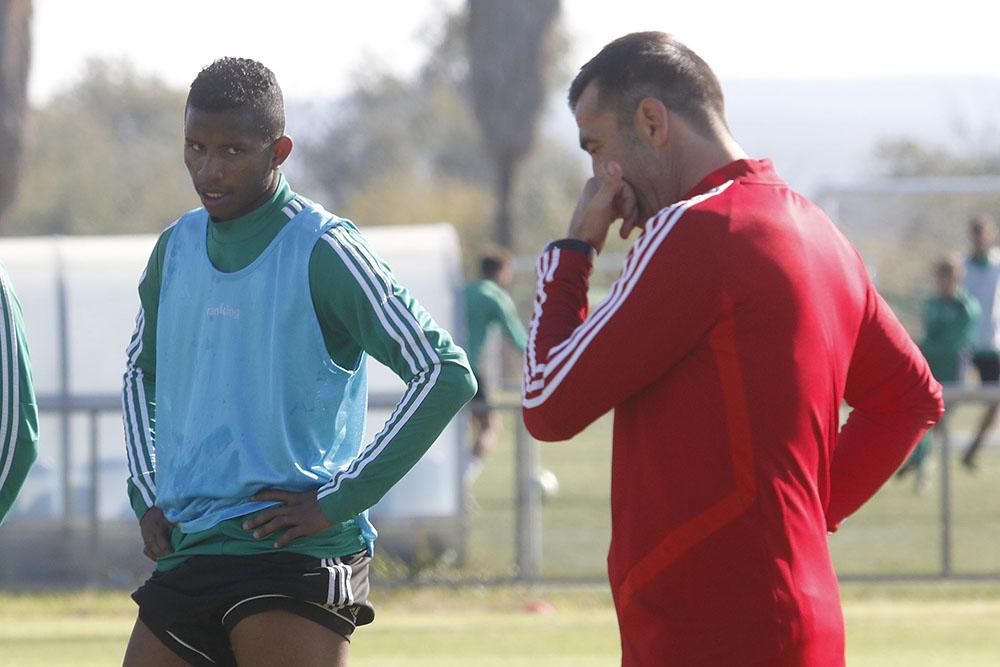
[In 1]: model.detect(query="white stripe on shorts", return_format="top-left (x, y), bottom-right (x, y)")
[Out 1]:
top-left (166, 630), bottom-right (217, 664)
top-left (220, 594), bottom-right (293, 627)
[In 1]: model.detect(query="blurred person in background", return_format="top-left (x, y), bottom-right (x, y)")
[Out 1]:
top-left (898, 254), bottom-right (979, 491)
top-left (462, 248), bottom-right (527, 488)
top-left (962, 213), bottom-right (1000, 470)
top-left (522, 31), bottom-right (943, 666)
top-left (0, 262), bottom-right (38, 526)
top-left (121, 58), bottom-right (475, 667)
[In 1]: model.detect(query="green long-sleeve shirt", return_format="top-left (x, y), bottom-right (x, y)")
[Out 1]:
top-left (0, 262), bottom-right (38, 525)
top-left (122, 176), bottom-right (476, 568)
top-left (463, 279), bottom-right (527, 375)
top-left (920, 288), bottom-right (980, 383)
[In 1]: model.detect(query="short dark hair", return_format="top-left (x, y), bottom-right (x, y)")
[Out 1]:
top-left (568, 32), bottom-right (727, 138)
top-left (971, 213), bottom-right (997, 234)
top-left (187, 57), bottom-right (285, 141)
top-left (480, 247), bottom-right (514, 279)
top-left (935, 253), bottom-right (962, 278)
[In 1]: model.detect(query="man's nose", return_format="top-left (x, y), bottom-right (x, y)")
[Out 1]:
top-left (199, 154), bottom-right (225, 180)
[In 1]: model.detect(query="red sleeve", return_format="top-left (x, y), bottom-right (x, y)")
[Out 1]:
top-left (828, 287), bottom-right (944, 530)
top-left (522, 204), bottom-right (726, 441)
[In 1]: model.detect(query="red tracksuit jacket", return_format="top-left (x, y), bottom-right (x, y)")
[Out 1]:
top-left (522, 159), bottom-right (943, 666)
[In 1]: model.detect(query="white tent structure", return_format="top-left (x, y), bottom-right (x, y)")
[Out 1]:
top-left (0, 225), bottom-right (468, 584)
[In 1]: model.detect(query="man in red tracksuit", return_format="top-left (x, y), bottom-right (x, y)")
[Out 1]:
top-left (522, 32), bottom-right (943, 665)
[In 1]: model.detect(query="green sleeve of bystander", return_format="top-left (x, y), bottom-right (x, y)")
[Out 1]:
top-left (0, 264), bottom-right (39, 525)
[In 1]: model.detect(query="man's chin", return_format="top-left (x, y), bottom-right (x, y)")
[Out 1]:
top-left (203, 198), bottom-right (246, 222)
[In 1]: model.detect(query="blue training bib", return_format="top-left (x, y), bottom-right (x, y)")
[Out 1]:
top-left (155, 200), bottom-right (369, 534)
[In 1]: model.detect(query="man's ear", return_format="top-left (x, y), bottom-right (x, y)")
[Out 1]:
top-left (272, 136), bottom-right (293, 167)
top-left (634, 97), bottom-right (669, 148)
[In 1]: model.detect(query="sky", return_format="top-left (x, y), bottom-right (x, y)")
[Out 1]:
top-left (29, 0), bottom-right (1000, 104)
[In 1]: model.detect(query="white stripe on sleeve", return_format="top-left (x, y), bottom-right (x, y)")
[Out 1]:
top-left (122, 308), bottom-right (156, 507)
top-left (315, 224), bottom-right (443, 498)
top-left (0, 271), bottom-right (21, 497)
top-left (523, 182), bottom-right (733, 408)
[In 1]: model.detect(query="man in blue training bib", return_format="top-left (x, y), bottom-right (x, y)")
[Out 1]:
top-left (121, 58), bottom-right (477, 667)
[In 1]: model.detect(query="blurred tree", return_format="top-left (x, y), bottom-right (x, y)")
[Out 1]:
top-left (6, 5), bottom-right (585, 260)
top-left (875, 138), bottom-right (1000, 178)
top-left (300, 5), bottom-right (583, 275)
top-left (297, 13), bottom-right (496, 270)
top-left (0, 0), bottom-right (31, 228)
top-left (874, 121), bottom-right (1000, 177)
top-left (467, 0), bottom-right (561, 249)
top-left (299, 12), bottom-right (486, 204)
top-left (4, 60), bottom-right (192, 235)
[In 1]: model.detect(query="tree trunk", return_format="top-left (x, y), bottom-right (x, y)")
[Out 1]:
top-left (466, 0), bottom-right (560, 251)
top-left (495, 154), bottom-right (515, 249)
top-left (0, 0), bottom-right (32, 228)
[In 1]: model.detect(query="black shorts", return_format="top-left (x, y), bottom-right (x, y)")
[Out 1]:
top-left (973, 351), bottom-right (1000, 384)
top-left (470, 370), bottom-right (491, 410)
top-left (132, 551), bottom-right (375, 667)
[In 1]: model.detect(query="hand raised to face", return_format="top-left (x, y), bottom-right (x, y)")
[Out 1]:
top-left (567, 161), bottom-right (644, 255)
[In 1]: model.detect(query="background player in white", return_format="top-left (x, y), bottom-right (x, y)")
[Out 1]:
top-left (962, 214), bottom-right (1000, 470)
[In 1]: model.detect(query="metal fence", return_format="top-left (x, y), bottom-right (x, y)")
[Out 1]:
top-left (2, 386), bottom-right (998, 588)
top-left (841, 385), bottom-right (1000, 582)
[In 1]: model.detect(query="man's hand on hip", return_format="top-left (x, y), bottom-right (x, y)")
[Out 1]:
top-left (140, 506), bottom-right (175, 561)
top-left (243, 489), bottom-right (334, 548)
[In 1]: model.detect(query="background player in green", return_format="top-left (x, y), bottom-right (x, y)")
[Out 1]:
top-left (0, 261), bottom-right (38, 525)
top-left (462, 248), bottom-right (527, 486)
top-left (121, 58), bottom-right (476, 666)
top-left (898, 255), bottom-right (979, 490)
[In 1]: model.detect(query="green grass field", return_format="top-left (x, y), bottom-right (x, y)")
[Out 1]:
top-left (458, 404), bottom-right (1000, 580)
top-left (2, 583), bottom-right (1000, 666)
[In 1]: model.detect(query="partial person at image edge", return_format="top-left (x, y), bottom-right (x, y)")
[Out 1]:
top-left (521, 32), bottom-right (944, 666)
top-left (0, 261), bottom-right (39, 526)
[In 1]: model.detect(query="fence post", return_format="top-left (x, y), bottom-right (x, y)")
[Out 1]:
top-left (938, 411), bottom-right (953, 578)
top-left (55, 246), bottom-right (73, 527)
top-left (456, 409), bottom-right (469, 569)
top-left (88, 410), bottom-right (101, 584)
top-left (515, 417), bottom-right (542, 581)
